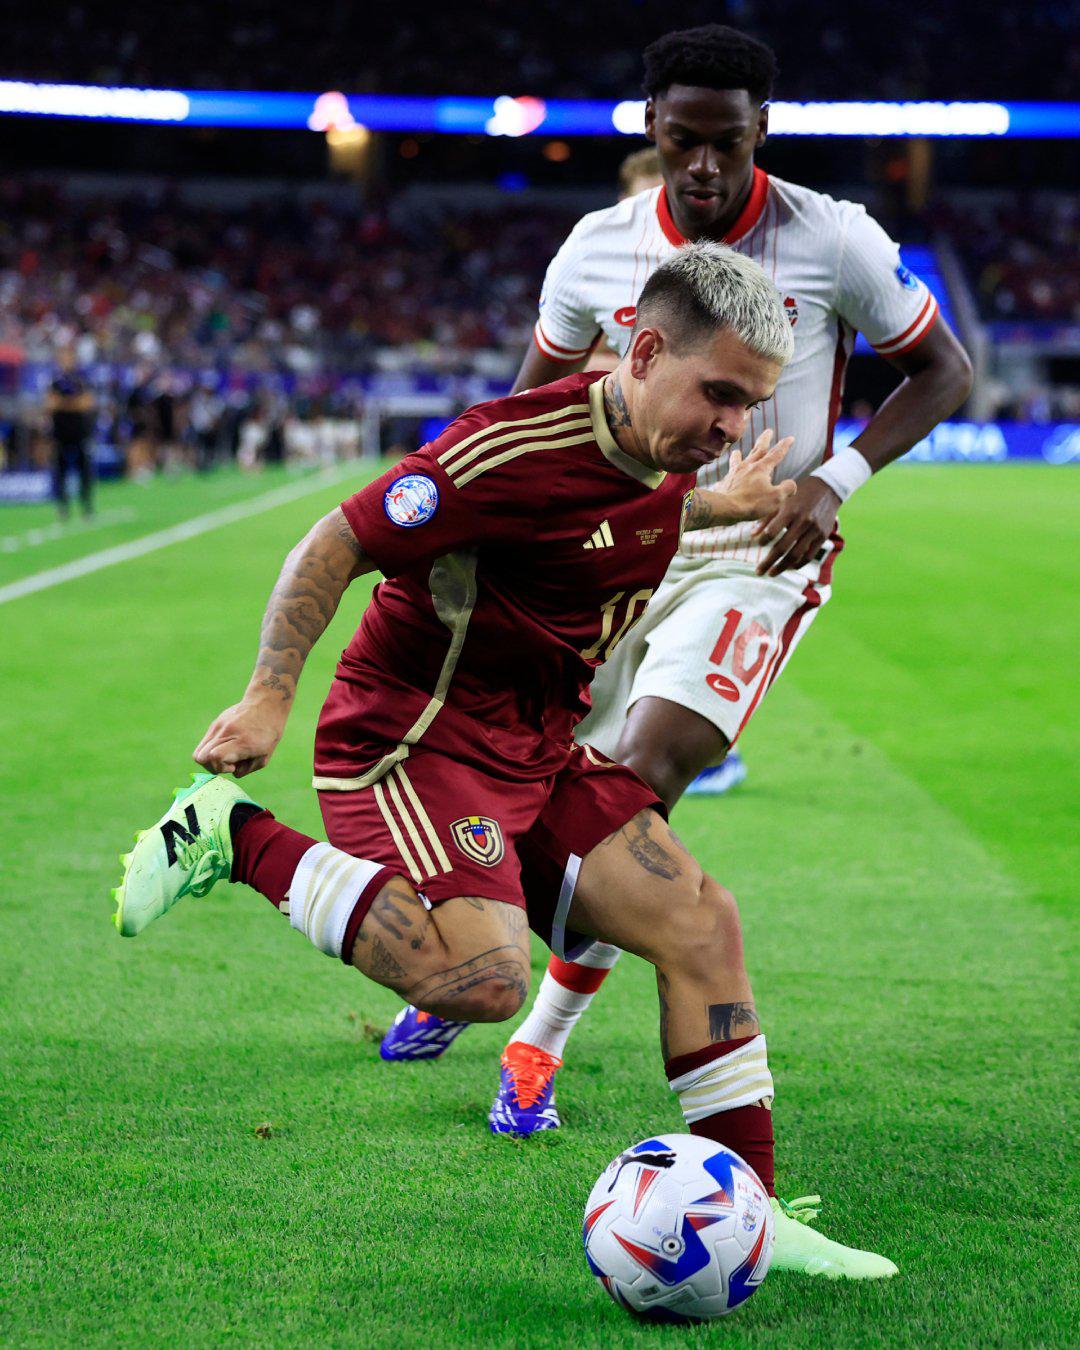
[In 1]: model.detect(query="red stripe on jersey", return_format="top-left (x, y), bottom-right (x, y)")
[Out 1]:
top-left (877, 300), bottom-right (940, 356)
top-left (548, 955), bottom-right (610, 994)
top-left (732, 583), bottom-right (823, 744)
top-left (823, 322), bottom-right (852, 461)
top-left (533, 330), bottom-right (584, 363)
top-left (655, 169), bottom-right (769, 248)
top-left (872, 293), bottom-right (937, 354)
top-left (535, 319), bottom-right (592, 358)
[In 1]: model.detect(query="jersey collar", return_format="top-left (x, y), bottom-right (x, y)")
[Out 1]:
top-left (656, 167), bottom-right (770, 247)
top-left (588, 377), bottom-right (666, 490)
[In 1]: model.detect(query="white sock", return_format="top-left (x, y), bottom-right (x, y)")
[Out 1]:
top-left (287, 842), bottom-right (390, 958)
top-left (510, 942), bottom-right (622, 1059)
top-left (667, 1034), bottom-right (774, 1121)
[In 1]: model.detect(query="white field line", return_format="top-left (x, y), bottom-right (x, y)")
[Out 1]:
top-left (0, 507), bottom-right (137, 553)
top-left (0, 466), bottom-right (357, 607)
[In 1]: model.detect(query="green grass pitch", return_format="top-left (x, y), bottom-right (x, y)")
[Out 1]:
top-left (1, 464), bottom-right (1077, 1346)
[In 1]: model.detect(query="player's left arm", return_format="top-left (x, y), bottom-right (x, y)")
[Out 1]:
top-left (684, 430), bottom-right (797, 531)
top-left (755, 204), bottom-right (973, 577)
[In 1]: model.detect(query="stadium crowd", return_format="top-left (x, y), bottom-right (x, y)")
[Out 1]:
top-left (6, 0), bottom-right (1077, 101)
top-left (1, 176), bottom-right (1075, 476)
top-left (0, 180), bottom-right (571, 374)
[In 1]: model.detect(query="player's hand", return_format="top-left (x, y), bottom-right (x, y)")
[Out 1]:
top-left (752, 476), bottom-right (841, 576)
top-left (193, 696), bottom-right (287, 778)
top-left (718, 430), bottom-right (797, 522)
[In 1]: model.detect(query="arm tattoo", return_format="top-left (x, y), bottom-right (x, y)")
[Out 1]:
top-left (251, 508), bottom-right (372, 703)
top-left (707, 1001), bottom-right (760, 1042)
top-left (681, 489), bottom-right (717, 533)
top-left (603, 373), bottom-right (633, 434)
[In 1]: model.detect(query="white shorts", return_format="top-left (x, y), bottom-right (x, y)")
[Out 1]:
top-left (577, 540), bottom-right (841, 756)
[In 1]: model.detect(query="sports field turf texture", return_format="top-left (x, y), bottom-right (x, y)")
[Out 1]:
top-left (2, 463), bottom-right (1076, 1347)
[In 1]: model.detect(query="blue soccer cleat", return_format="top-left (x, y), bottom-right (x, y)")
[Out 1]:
top-left (488, 1041), bottom-right (562, 1137)
top-left (684, 751), bottom-right (748, 797)
top-left (379, 1004), bottom-right (470, 1061)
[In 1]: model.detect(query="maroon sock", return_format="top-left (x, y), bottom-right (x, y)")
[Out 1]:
top-left (229, 807), bottom-right (317, 909)
top-left (666, 1037), bottom-right (776, 1197)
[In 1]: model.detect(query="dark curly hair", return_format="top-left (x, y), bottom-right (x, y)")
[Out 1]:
top-left (642, 25), bottom-right (778, 105)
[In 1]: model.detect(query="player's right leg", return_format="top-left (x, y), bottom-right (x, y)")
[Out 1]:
top-left (112, 772), bottom-right (530, 1023)
top-left (499, 549), bottom-right (839, 1096)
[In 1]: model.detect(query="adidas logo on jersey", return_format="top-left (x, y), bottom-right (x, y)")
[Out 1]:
top-left (583, 521), bottom-right (615, 550)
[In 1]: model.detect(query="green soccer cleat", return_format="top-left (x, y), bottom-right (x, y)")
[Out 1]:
top-left (770, 1195), bottom-right (899, 1279)
top-left (112, 772), bottom-right (261, 937)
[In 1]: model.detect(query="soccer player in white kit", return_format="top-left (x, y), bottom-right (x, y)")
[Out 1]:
top-left (383, 26), bottom-right (973, 1250)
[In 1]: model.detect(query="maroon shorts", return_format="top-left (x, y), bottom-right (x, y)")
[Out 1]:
top-left (317, 742), bottom-right (661, 959)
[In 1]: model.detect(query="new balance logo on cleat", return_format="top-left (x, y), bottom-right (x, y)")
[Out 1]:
top-left (161, 804), bottom-right (200, 866)
top-left (583, 520), bottom-right (615, 550)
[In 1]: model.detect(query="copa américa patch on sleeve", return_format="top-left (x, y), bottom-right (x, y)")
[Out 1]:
top-left (383, 473), bottom-right (439, 527)
top-left (895, 262), bottom-right (919, 290)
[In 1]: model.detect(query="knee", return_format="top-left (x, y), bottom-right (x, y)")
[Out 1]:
top-left (412, 953), bottom-right (530, 1024)
top-left (656, 875), bottom-right (745, 975)
top-left (458, 977), bottom-right (529, 1023)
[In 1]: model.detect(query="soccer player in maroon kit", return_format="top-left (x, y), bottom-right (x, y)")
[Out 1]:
top-left (114, 244), bottom-right (896, 1278)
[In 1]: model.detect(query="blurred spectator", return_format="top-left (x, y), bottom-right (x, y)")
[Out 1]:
top-left (46, 347), bottom-right (95, 516)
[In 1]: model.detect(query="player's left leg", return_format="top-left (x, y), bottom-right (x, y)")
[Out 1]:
top-left (113, 772), bottom-right (531, 1024)
top-left (564, 806), bottom-right (896, 1280)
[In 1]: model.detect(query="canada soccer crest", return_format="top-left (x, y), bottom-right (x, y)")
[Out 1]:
top-left (451, 816), bottom-right (505, 867)
top-left (783, 295), bottom-right (798, 326)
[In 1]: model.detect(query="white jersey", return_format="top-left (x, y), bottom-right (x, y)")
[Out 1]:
top-left (534, 169), bottom-right (940, 563)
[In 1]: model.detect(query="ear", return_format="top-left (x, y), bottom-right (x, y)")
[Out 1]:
top-left (756, 104), bottom-right (769, 149)
top-left (628, 326), bottom-right (662, 380)
top-left (644, 99), bottom-right (657, 144)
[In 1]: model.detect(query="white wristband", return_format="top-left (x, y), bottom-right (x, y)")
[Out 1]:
top-left (810, 446), bottom-right (873, 503)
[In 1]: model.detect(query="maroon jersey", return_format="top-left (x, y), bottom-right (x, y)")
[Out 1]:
top-left (314, 372), bottom-right (694, 786)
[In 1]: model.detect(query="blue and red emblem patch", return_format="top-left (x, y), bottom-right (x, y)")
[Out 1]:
top-left (450, 815), bottom-right (505, 867)
top-left (383, 473), bottom-right (439, 527)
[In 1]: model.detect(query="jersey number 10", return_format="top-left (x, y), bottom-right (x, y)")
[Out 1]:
top-left (580, 589), bottom-right (654, 662)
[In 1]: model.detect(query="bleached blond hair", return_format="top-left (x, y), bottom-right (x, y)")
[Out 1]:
top-left (635, 240), bottom-right (794, 366)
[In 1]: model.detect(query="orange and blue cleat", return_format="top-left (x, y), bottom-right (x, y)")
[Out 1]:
top-left (488, 1041), bottom-right (562, 1136)
top-left (379, 1004), bottom-right (470, 1061)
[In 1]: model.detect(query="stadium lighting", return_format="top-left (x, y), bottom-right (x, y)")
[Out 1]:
top-left (0, 79), bottom-right (189, 122)
top-left (0, 80), bottom-right (1076, 137)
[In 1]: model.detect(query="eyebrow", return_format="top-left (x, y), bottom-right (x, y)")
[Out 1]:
top-left (667, 121), bottom-right (749, 139)
top-left (705, 379), bottom-right (758, 403)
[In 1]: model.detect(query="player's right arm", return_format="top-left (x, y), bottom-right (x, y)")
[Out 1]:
top-left (511, 220), bottom-right (600, 394)
top-left (194, 507), bottom-right (374, 777)
top-left (195, 415), bottom-right (545, 777)
top-left (511, 343), bottom-right (589, 395)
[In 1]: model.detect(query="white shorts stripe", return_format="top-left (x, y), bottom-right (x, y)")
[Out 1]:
top-left (384, 771), bottom-right (435, 878)
top-left (373, 780), bottom-right (423, 883)
top-left (394, 766), bottom-right (453, 873)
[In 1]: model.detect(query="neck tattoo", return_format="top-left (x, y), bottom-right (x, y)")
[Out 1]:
top-left (603, 374), bottom-right (634, 441)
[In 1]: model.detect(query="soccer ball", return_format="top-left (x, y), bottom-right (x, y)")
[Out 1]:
top-left (582, 1134), bottom-right (773, 1322)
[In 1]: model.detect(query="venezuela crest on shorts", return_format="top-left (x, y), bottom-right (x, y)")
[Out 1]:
top-left (451, 815), bottom-right (505, 866)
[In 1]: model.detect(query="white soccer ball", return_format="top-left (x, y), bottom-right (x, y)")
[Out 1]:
top-left (582, 1134), bottom-right (774, 1322)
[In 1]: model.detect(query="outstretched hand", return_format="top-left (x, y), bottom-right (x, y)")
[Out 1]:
top-left (718, 429), bottom-right (797, 523)
top-left (193, 696), bottom-right (287, 778)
